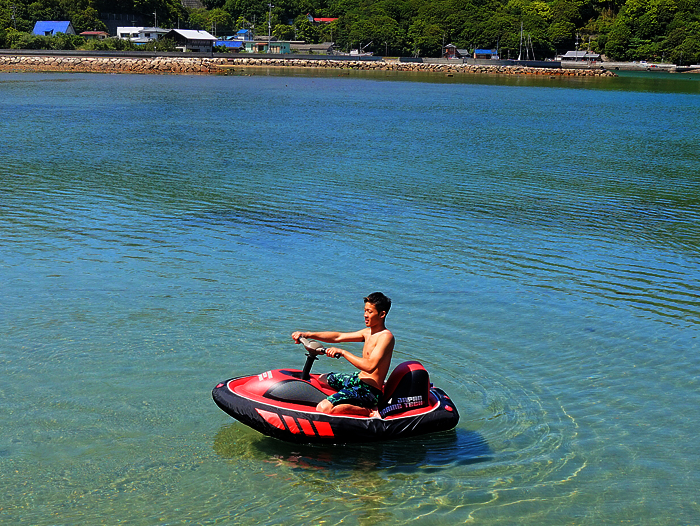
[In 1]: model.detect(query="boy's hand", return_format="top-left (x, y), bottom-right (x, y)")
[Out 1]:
top-left (325, 347), bottom-right (343, 359)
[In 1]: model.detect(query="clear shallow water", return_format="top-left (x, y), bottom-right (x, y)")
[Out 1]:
top-left (1, 70), bottom-right (699, 525)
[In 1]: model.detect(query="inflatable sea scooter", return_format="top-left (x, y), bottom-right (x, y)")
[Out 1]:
top-left (212, 338), bottom-right (459, 444)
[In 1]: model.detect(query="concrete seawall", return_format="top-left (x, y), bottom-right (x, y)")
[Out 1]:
top-left (0, 54), bottom-right (617, 77)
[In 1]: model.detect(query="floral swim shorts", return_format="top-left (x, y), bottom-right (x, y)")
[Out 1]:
top-left (325, 372), bottom-right (383, 408)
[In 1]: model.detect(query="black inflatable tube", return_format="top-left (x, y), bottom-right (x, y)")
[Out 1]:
top-left (212, 379), bottom-right (459, 444)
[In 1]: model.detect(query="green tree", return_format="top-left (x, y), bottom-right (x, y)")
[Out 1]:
top-left (71, 6), bottom-right (107, 33)
top-left (208, 7), bottom-right (233, 34)
top-left (273, 22), bottom-right (295, 40)
top-left (27, 0), bottom-right (65, 23)
top-left (605, 16), bottom-right (632, 58)
top-left (622, 0), bottom-right (678, 39)
top-left (317, 19), bottom-right (338, 42)
top-left (407, 18), bottom-right (444, 56)
top-left (3, 0), bottom-right (699, 61)
top-left (293, 15), bottom-right (319, 42)
top-left (346, 14), bottom-right (401, 53)
top-left (223, 0), bottom-right (268, 26)
top-left (188, 7), bottom-right (209, 29)
top-left (143, 35), bottom-right (176, 50)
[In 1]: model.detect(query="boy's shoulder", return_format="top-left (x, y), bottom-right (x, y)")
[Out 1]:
top-left (360, 326), bottom-right (394, 344)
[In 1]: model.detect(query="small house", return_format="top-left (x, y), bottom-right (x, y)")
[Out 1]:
top-left (80, 31), bottom-right (108, 40)
top-left (116, 26), bottom-right (168, 42)
top-left (444, 44), bottom-right (468, 59)
top-left (291, 42), bottom-right (334, 54)
top-left (561, 50), bottom-right (600, 62)
top-left (233, 29), bottom-right (253, 41)
top-left (306, 14), bottom-right (338, 24)
top-left (33, 21), bottom-right (76, 36)
top-left (163, 29), bottom-right (218, 53)
top-left (242, 38), bottom-right (291, 54)
top-left (215, 40), bottom-right (244, 51)
top-left (268, 41), bottom-right (291, 54)
top-left (474, 49), bottom-right (499, 60)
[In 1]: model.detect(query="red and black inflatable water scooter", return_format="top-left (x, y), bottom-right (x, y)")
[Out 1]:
top-left (212, 338), bottom-right (459, 444)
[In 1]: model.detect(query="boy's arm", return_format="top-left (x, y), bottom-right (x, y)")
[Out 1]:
top-left (291, 329), bottom-right (366, 344)
top-left (329, 332), bottom-right (394, 373)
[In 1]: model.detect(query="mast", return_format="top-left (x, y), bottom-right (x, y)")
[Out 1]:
top-left (518, 21), bottom-right (523, 61)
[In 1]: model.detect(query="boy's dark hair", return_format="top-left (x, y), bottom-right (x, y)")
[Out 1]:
top-left (364, 292), bottom-right (392, 314)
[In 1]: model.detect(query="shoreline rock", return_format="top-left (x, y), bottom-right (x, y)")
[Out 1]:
top-left (0, 54), bottom-right (617, 77)
top-left (226, 57), bottom-right (616, 76)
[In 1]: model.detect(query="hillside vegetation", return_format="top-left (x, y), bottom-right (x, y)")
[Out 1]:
top-left (1, 0), bottom-right (699, 63)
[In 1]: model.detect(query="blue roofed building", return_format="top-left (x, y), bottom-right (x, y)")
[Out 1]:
top-left (215, 40), bottom-right (244, 51)
top-left (33, 21), bottom-right (76, 36)
top-left (473, 49), bottom-right (499, 60)
top-left (234, 29), bottom-right (253, 41)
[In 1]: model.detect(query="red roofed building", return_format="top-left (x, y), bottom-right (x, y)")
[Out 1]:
top-left (306, 14), bottom-right (338, 24)
top-left (80, 31), bottom-right (108, 40)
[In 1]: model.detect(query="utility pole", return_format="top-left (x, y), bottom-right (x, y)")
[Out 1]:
top-left (153, 11), bottom-right (157, 29)
top-left (267, 2), bottom-right (273, 54)
top-left (11, 4), bottom-right (17, 30)
top-left (587, 35), bottom-right (591, 66)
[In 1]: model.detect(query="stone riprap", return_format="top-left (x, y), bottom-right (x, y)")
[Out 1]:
top-left (0, 54), bottom-right (617, 76)
top-left (229, 57), bottom-right (616, 76)
top-left (0, 55), bottom-right (223, 74)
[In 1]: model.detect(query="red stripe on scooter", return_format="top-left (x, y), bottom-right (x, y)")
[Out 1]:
top-left (298, 418), bottom-right (315, 436)
top-left (283, 415), bottom-right (300, 434)
top-left (256, 408), bottom-right (285, 430)
top-left (312, 421), bottom-right (334, 437)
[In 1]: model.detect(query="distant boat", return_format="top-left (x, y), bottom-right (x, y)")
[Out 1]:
top-left (332, 42), bottom-right (373, 57)
top-left (674, 65), bottom-right (700, 73)
top-left (331, 50), bottom-right (374, 57)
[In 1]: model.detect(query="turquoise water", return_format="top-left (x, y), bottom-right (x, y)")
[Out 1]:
top-left (1, 70), bottom-right (700, 525)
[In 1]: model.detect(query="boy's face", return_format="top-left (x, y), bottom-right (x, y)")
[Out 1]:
top-left (364, 302), bottom-right (385, 327)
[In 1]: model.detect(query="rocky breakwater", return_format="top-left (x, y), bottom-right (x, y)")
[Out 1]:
top-left (0, 54), bottom-right (228, 74)
top-left (0, 54), bottom-right (617, 77)
top-left (224, 57), bottom-right (617, 77)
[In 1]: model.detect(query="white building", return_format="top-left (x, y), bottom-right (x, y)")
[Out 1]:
top-left (163, 29), bottom-right (218, 53)
top-left (116, 26), bottom-right (169, 43)
top-left (560, 50), bottom-right (600, 62)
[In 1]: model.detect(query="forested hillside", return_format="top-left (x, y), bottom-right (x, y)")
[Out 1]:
top-left (1, 0), bottom-right (699, 63)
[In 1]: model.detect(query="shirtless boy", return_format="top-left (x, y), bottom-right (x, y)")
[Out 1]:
top-left (291, 292), bottom-right (395, 416)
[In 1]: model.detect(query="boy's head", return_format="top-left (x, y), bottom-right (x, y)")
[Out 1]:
top-left (364, 292), bottom-right (392, 316)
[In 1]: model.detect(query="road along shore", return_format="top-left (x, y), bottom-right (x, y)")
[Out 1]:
top-left (0, 54), bottom-right (617, 77)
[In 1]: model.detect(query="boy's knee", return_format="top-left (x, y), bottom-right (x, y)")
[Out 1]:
top-left (316, 399), bottom-right (333, 413)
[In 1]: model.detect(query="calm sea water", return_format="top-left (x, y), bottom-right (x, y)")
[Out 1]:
top-left (1, 69), bottom-right (700, 525)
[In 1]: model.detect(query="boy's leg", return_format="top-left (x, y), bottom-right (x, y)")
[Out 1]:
top-left (316, 398), bottom-right (372, 416)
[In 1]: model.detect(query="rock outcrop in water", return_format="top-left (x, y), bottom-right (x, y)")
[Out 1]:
top-left (0, 54), bottom-right (617, 77)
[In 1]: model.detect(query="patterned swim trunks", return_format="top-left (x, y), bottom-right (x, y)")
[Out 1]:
top-left (326, 372), bottom-right (383, 408)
